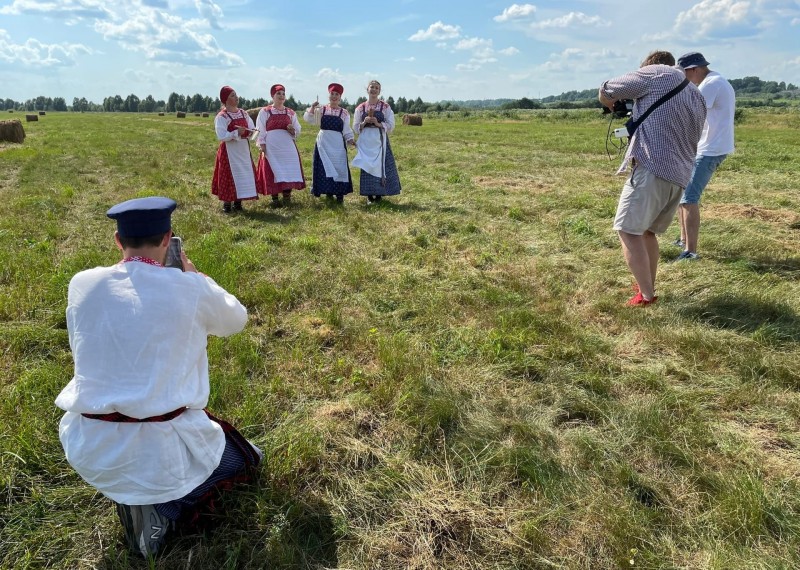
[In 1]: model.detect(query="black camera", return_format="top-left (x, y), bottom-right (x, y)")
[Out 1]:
top-left (603, 99), bottom-right (634, 119)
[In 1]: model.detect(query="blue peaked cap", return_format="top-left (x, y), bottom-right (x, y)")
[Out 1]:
top-left (106, 197), bottom-right (176, 237)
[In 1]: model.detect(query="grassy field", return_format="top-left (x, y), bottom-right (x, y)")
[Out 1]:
top-left (1, 107), bottom-right (799, 569)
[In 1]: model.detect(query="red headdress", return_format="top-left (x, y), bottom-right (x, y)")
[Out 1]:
top-left (270, 84), bottom-right (285, 97)
top-left (219, 85), bottom-right (234, 103)
top-left (328, 83), bottom-right (344, 95)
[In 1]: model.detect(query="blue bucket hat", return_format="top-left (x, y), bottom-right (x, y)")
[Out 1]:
top-left (107, 197), bottom-right (176, 237)
top-left (678, 52), bottom-right (710, 69)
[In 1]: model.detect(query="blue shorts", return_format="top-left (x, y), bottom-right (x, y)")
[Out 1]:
top-left (680, 154), bottom-right (727, 205)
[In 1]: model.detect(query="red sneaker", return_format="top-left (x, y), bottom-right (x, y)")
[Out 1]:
top-left (626, 292), bottom-right (657, 307)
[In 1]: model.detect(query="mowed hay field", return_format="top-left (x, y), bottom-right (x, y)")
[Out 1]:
top-left (1, 108), bottom-right (799, 569)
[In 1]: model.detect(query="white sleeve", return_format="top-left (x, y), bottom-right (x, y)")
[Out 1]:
top-left (214, 114), bottom-right (238, 142)
top-left (342, 110), bottom-right (354, 142)
top-left (197, 275), bottom-right (248, 337)
top-left (699, 79), bottom-right (719, 110)
top-left (353, 105), bottom-right (364, 135)
top-left (303, 108), bottom-right (315, 124)
top-left (291, 111), bottom-right (301, 138)
top-left (383, 105), bottom-right (395, 134)
top-left (256, 109), bottom-right (267, 146)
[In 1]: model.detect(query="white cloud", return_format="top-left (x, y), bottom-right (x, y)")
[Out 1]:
top-left (499, 46), bottom-right (520, 56)
top-left (408, 21), bottom-right (461, 41)
top-left (454, 37), bottom-right (492, 51)
top-left (793, 17), bottom-right (800, 25)
top-left (456, 63), bottom-right (481, 72)
top-left (94, 9), bottom-right (243, 66)
top-left (255, 64), bottom-right (299, 79)
top-left (673, 0), bottom-right (754, 38)
top-left (537, 47), bottom-right (628, 74)
top-left (412, 73), bottom-right (449, 84)
top-left (2, 0), bottom-right (245, 67)
top-left (330, 42), bottom-right (342, 49)
top-left (0, 0), bottom-right (112, 19)
top-left (316, 67), bottom-right (341, 79)
top-left (494, 3), bottom-right (537, 22)
top-left (395, 56), bottom-right (416, 62)
top-left (194, 0), bottom-right (224, 30)
top-left (0, 29), bottom-right (92, 66)
top-left (531, 12), bottom-right (611, 29)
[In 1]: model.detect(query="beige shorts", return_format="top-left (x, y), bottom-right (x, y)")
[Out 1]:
top-left (613, 166), bottom-right (683, 235)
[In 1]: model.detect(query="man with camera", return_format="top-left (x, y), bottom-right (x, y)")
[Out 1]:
top-left (55, 197), bottom-right (261, 557)
top-left (673, 52), bottom-right (736, 261)
top-left (599, 52), bottom-right (707, 306)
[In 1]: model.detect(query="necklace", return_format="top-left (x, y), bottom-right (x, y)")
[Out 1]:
top-left (121, 256), bottom-right (162, 267)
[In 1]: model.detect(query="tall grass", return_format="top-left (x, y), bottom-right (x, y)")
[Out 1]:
top-left (1, 108), bottom-right (798, 569)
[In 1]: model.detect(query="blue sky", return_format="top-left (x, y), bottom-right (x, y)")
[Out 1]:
top-left (1, 0), bottom-right (799, 104)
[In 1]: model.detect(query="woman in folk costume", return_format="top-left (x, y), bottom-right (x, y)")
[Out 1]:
top-left (211, 85), bottom-right (261, 213)
top-left (352, 80), bottom-right (402, 204)
top-left (255, 84), bottom-right (306, 207)
top-left (303, 83), bottom-right (355, 203)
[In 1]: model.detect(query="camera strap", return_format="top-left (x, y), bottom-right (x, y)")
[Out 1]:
top-left (625, 78), bottom-right (690, 136)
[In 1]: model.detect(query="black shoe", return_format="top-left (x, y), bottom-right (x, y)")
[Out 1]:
top-left (222, 202), bottom-right (232, 213)
top-left (116, 503), bottom-right (174, 558)
top-left (233, 201), bottom-right (243, 211)
top-left (336, 195), bottom-right (344, 203)
top-left (271, 195), bottom-right (280, 207)
top-left (374, 196), bottom-right (383, 202)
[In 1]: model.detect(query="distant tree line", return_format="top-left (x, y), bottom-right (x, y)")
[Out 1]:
top-left (2, 77), bottom-right (796, 113)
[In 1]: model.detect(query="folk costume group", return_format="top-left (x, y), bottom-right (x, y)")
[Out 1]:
top-left (211, 80), bottom-right (401, 209)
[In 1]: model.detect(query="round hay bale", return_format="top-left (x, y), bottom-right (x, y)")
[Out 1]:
top-left (0, 119), bottom-right (25, 143)
top-left (246, 108), bottom-right (260, 123)
top-left (158, 112), bottom-right (164, 116)
top-left (26, 114), bottom-right (39, 122)
top-left (403, 113), bottom-right (422, 126)
top-left (202, 112), bottom-right (209, 118)
top-left (7, 109), bottom-right (13, 113)
top-left (39, 111), bottom-right (46, 116)
top-left (176, 111), bottom-right (186, 118)
top-left (194, 113), bottom-right (200, 116)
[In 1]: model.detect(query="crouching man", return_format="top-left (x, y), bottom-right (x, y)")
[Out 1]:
top-left (55, 197), bottom-right (261, 557)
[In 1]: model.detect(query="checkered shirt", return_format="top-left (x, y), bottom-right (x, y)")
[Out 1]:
top-left (601, 65), bottom-right (707, 188)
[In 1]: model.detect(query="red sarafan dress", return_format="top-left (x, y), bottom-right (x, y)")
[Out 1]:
top-left (211, 108), bottom-right (262, 202)
top-left (255, 106), bottom-right (306, 196)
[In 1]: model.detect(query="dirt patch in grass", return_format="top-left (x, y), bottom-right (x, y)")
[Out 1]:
top-left (0, 163), bottom-right (20, 192)
top-left (733, 422), bottom-right (800, 480)
top-left (707, 204), bottom-right (800, 225)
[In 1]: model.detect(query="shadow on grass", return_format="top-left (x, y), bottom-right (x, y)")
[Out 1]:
top-left (238, 209), bottom-right (295, 224)
top-left (677, 294), bottom-right (800, 343)
top-left (361, 199), bottom-right (429, 213)
top-left (98, 491), bottom-right (339, 569)
top-left (719, 254), bottom-right (800, 280)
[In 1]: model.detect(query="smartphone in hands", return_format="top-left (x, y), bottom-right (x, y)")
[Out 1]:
top-left (164, 236), bottom-right (184, 270)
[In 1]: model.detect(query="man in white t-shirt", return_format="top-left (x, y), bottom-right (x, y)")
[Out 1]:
top-left (55, 197), bottom-right (261, 558)
top-left (674, 52), bottom-right (736, 260)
